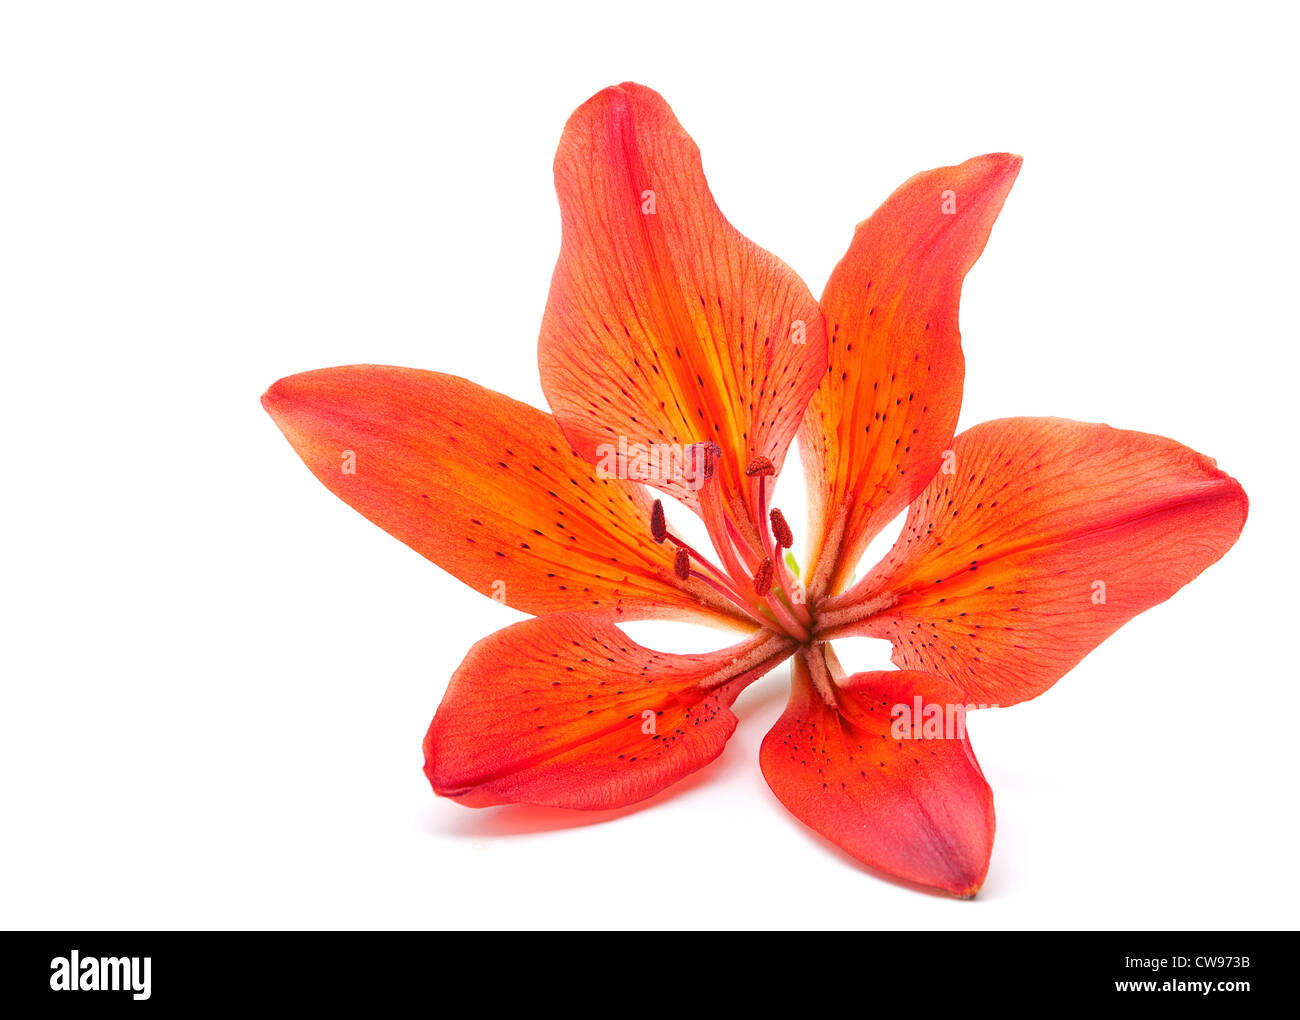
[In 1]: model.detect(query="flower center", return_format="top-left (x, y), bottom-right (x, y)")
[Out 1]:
top-left (648, 443), bottom-right (812, 642)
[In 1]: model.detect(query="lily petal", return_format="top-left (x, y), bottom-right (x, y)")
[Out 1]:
top-left (263, 365), bottom-right (754, 628)
top-left (538, 83), bottom-right (827, 538)
top-left (801, 154), bottom-right (1021, 598)
top-left (821, 418), bottom-right (1248, 705)
top-left (425, 614), bottom-right (795, 809)
top-left (761, 656), bottom-right (994, 897)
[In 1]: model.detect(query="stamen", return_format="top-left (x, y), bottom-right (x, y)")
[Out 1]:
top-left (699, 441), bottom-right (721, 481)
top-left (668, 534), bottom-right (732, 587)
top-left (650, 499), bottom-right (667, 543)
top-left (755, 481), bottom-right (812, 631)
top-left (769, 507), bottom-right (793, 549)
top-left (668, 439), bottom-right (812, 641)
top-left (687, 568), bottom-right (766, 620)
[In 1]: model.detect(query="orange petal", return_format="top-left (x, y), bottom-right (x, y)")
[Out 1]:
top-left (822, 418), bottom-right (1248, 705)
top-left (425, 615), bottom-right (795, 809)
top-left (760, 655), bottom-right (994, 897)
top-left (539, 83), bottom-right (827, 540)
top-left (263, 365), bottom-right (755, 628)
top-left (801, 154), bottom-right (1021, 598)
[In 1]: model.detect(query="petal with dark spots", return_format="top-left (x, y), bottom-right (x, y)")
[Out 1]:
top-left (263, 365), bottom-right (755, 628)
top-left (539, 83), bottom-right (827, 539)
top-left (824, 417), bottom-right (1248, 704)
top-left (426, 615), bottom-right (795, 809)
top-left (761, 658), bottom-right (995, 897)
top-left (801, 153), bottom-right (1021, 598)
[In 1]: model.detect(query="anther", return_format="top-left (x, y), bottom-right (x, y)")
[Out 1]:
top-left (744, 455), bottom-right (775, 477)
top-left (769, 507), bottom-right (793, 549)
top-left (650, 499), bottom-right (667, 543)
top-left (752, 558), bottom-right (774, 597)
top-left (698, 441), bottom-right (722, 481)
top-left (673, 546), bottom-right (691, 581)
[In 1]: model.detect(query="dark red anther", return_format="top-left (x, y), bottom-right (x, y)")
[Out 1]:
top-left (769, 507), bottom-right (793, 549)
top-left (650, 499), bottom-right (667, 543)
top-left (744, 455), bottom-right (775, 477)
top-left (673, 546), bottom-right (691, 581)
top-left (752, 558), bottom-right (774, 597)
top-left (700, 441), bottom-right (722, 481)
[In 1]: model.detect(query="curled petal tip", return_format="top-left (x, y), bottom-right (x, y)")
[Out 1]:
top-left (260, 377), bottom-right (289, 417)
top-left (949, 873), bottom-right (987, 899)
top-left (978, 151), bottom-right (1023, 176)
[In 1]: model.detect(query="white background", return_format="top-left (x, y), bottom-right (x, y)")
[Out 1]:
top-left (2, 1), bottom-right (1295, 930)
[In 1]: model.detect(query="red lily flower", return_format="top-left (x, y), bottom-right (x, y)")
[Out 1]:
top-left (262, 83), bottom-right (1247, 896)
